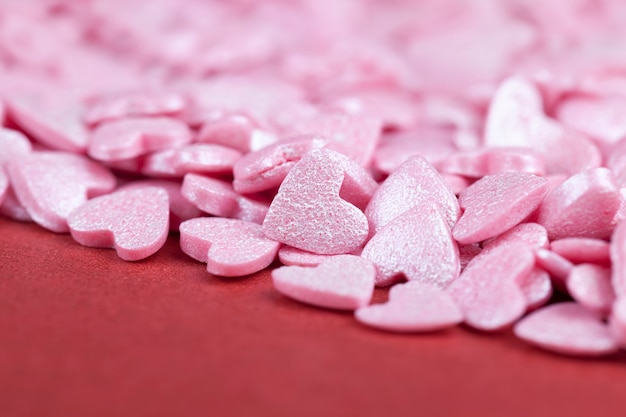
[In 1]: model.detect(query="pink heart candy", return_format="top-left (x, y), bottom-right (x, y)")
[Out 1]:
top-left (355, 282), bottom-right (463, 332)
top-left (519, 268), bottom-right (553, 311)
top-left (7, 152), bottom-right (116, 232)
top-left (262, 148), bottom-right (373, 255)
top-left (485, 76), bottom-right (601, 175)
top-left (84, 91), bottom-right (187, 126)
top-left (0, 128), bottom-right (32, 205)
top-left (272, 255), bottom-right (375, 310)
top-left (181, 173), bottom-right (269, 224)
top-left (141, 144), bottom-right (243, 178)
top-left (551, 238), bottom-right (611, 266)
top-left (196, 114), bottom-right (277, 153)
top-left (566, 264), bottom-right (614, 315)
top-left (278, 246), bottom-right (334, 267)
top-left (514, 302), bottom-right (620, 357)
top-left (447, 243), bottom-right (533, 331)
top-left (453, 172), bottom-right (548, 244)
top-left (232, 135), bottom-right (329, 194)
top-left (68, 187), bottom-right (169, 261)
top-left (481, 222), bottom-right (549, 254)
top-left (365, 154), bottom-right (460, 234)
top-left (180, 217), bottom-right (280, 277)
top-left (88, 117), bottom-right (193, 161)
top-left (362, 203), bottom-right (460, 287)
top-left (537, 167), bottom-right (621, 240)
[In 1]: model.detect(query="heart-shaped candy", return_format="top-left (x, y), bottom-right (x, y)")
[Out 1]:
top-left (272, 255), bottom-right (375, 310)
top-left (68, 187), bottom-right (169, 261)
top-left (141, 143), bottom-right (243, 178)
top-left (362, 202), bottom-right (460, 287)
top-left (355, 282), bottom-right (463, 332)
top-left (262, 148), bottom-right (372, 255)
top-left (7, 151), bottom-right (116, 232)
top-left (180, 217), bottom-right (280, 277)
top-left (514, 302), bottom-right (620, 357)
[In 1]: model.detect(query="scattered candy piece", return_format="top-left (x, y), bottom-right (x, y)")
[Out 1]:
top-left (440, 148), bottom-right (545, 178)
top-left (84, 91), bottom-right (187, 126)
top-left (534, 248), bottom-right (574, 289)
top-left (537, 168), bottom-right (621, 240)
top-left (7, 152), bottom-right (116, 232)
top-left (88, 117), bottom-right (193, 161)
top-left (362, 203), bottom-right (460, 287)
top-left (68, 187), bottom-right (169, 261)
top-left (567, 264), bottom-right (615, 315)
top-left (355, 282), bottom-right (463, 332)
top-left (453, 172), bottom-right (548, 244)
top-left (278, 246), bottom-right (334, 267)
top-left (272, 255), bottom-right (375, 310)
top-left (610, 221), bottom-right (626, 298)
top-left (514, 302), bottom-right (620, 357)
top-left (519, 268), bottom-right (553, 311)
top-left (365, 154), bottom-right (460, 234)
top-left (447, 243), bottom-right (533, 331)
top-left (551, 238), bottom-right (611, 266)
top-left (181, 173), bottom-right (269, 224)
top-left (180, 217), bottom-right (280, 277)
top-left (141, 143), bottom-right (242, 178)
top-left (262, 148), bottom-right (371, 255)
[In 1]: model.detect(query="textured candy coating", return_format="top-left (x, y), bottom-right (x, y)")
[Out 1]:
top-left (181, 173), bottom-right (268, 224)
top-left (519, 268), bottom-right (553, 311)
top-left (278, 246), bottom-right (333, 267)
top-left (453, 172), bottom-right (548, 244)
top-left (68, 187), bottom-right (169, 261)
top-left (484, 77), bottom-right (601, 175)
top-left (447, 243), bottom-right (533, 331)
top-left (120, 180), bottom-right (202, 231)
top-left (514, 302), bottom-right (620, 357)
top-left (481, 223), bottom-right (549, 254)
top-left (180, 217), bottom-right (280, 277)
top-left (551, 238), bottom-right (611, 265)
top-left (272, 255), bottom-right (375, 310)
top-left (89, 117), bottom-right (193, 161)
top-left (537, 168), bottom-right (621, 240)
top-left (233, 135), bottom-right (329, 194)
top-left (355, 282), bottom-right (463, 332)
top-left (7, 152), bottom-right (116, 232)
top-left (142, 144), bottom-right (242, 178)
top-left (196, 114), bottom-right (277, 153)
top-left (611, 221), bottom-right (626, 298)
top-left (0, 187), bottom-right (32, 222)
top-left (365, 154), bottom-right (460, 234)
top-left (362, 203), bottom-right (460, 287)
top-left (567, 264), bottom-right (614, 315)
top-left (262, 148), bottom-right (370, 255)
top-left (0, 128), bottom-right (32, 205)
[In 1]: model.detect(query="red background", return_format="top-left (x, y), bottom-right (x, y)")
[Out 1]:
top-left (1, 217), bottom-right (625, 417)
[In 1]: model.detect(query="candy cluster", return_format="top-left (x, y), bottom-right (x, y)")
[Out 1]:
top-left (2, 0), bottom-right (626, 357)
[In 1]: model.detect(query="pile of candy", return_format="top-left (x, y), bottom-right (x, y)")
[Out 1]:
top-left (2, 0), bottom-right (626, 357)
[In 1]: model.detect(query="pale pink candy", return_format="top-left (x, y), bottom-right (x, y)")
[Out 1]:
top-left (262, 148), bottom-right (372, 255)
top-left (365, 155), bottom-right (460, 234)
top-left (447, 243), bottom-right (533, 331)
top-left (0, 128), bottom-right (32, 205)
top-left (535, 248), bottom-right (574, 290)
top-left (7, 96), bottom-right (88, 153)
top-left (609, 298), bottom-right (626, 347)
top-left (181, 174), bottom-right (268, 224)
top-left (232, 135), bottom-right (329, 194)
top-left (0, 187), bottom-right (32, 222)
top-left (287, 113), bottom-right (382, 167)
top-left (272, 255), bottom-right (375, 310)
top-left (440, 148), bottom-right (545, 178)
top-left (441, 173), bottom-right (471, 196)
top-left (519, 268), bottom-right (553, 311)
top-left (141, 144), bottom-right (242, 178)
top-left (88, 117), bottom-right (193, 161)
top-left (84, 91), bottom-right (187, 126)
top-left (605, 137), bottom-right (626, 187)
top-left (179, 217), bottom-right (280, 277)
top-left (119, 180), bottom-right (203, 231)
top-left (453, 173), bottom-right (548, 245)
top-left (537, 168), bottom-right (621, 240)
top-left (514, 302), bottom-right (620, 357)
top-left (355, 282), bottom-right (463, 332)
top-left (556, 95), bottom-right (626, 147)
top-left (551, 238), bottom-right (611, 265)
top-left (482, 223), bottom-right (549, 254)
top-left (7, 152), bottom-right (116, 233)
top-left (610, 221), bottom-right (626, 298)
top-left (567, 264), bottom-right (615, 315)
top-left (372, 126), bottom-right (457, 175)
top-left (196, 114), bottom-right (278, 153)
top-left (362, 203), bottom-right (460, 287)
top-left (278, 246), bottom-right (334, 267)
top-left (68, 187), bottom-right (169, 261)
top-left (484, 77), bottom-right (601, 175)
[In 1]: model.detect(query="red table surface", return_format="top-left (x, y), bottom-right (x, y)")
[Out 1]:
top-left (1, 216), bottom-right (625, 417)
